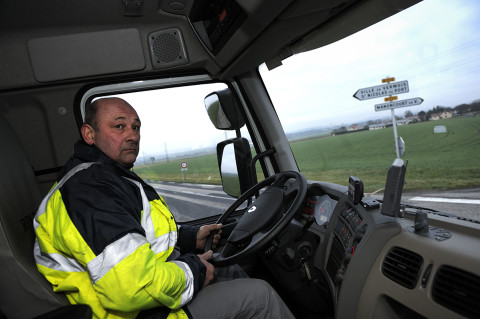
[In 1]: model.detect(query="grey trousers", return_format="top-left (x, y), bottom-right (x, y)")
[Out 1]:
top-left (138, 265), bottom-right (295, 319)
top-left (186, 278), bottom-right (295, 319)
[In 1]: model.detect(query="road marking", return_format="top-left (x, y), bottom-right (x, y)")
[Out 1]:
top-left (409, 197), bottom-right (480, 205)
top-left (154, 188), bottom-right (234, 201)
top-left (151, 181), bottom-right (218, 188)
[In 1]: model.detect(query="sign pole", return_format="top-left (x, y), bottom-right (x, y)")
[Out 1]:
top-left (383, 76), bottom-right (400, 158)
top-left (391, 108), bottom-right (400, 158)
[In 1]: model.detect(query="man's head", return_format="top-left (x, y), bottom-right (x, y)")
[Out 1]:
top-left (82, 97), bottom-right (141, 166)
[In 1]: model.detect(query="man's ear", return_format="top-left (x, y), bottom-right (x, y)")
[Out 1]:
top-left (81, 124), bottom-right (96, 145)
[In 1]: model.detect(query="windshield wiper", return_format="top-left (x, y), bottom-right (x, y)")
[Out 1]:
top-left (401, 203), bottom-right (480, 224)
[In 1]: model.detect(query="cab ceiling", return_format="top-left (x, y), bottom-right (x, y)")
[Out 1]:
top-left (0, 0), bottom-right (420, 91)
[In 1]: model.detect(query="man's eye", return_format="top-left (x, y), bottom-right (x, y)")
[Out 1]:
top-left (133, 125), bottom-right (140, 130)
top-left (115, 124), bottom-right (124, 129)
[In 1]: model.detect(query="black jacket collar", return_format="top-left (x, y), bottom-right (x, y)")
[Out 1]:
top-left (74, 140), bottom-right (133, 168)
top-left (59, 140), bottom-right (135, 179)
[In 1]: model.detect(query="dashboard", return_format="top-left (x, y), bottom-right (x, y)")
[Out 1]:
top-left (260, 180), bottom-right (480, 319)
top-left (304, 194), bottom-right (338, 226)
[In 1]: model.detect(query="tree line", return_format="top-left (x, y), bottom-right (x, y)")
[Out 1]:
top-left (407, 99), bottom-right (480, 121)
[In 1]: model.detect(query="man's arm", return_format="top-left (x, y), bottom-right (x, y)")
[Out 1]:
top-left (57, 169), bottom-right (206, 312)
top-left (177, 225), bottom-right (200, 253)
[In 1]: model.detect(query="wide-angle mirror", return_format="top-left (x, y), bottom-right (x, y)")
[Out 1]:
top-left (204, 88), bottom-right (245, 131)
top-left (217, 137), bottom-right (254, 197)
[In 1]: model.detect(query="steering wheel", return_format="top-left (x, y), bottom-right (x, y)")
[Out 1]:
top-left (205, 171), bottom-right (307, 266)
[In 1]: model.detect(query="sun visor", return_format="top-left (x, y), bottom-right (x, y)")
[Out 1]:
top-left (28, 28), bottom-right (145, 82)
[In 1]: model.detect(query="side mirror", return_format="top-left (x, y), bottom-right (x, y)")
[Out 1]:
top-left (205, 88), bottom-right (245, 130)
top-left (217, 138), bottom-right (255, 197)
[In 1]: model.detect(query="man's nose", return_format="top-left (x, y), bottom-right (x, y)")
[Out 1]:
top-left (125, 126), bottom-right (140, 142)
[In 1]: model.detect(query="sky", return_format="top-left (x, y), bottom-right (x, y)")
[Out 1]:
top-left (119, 83), bottom-right (230, 157)
top-left (260, 0), bottom-right (480, 131)
top-left (120, 0), bottom-right (480, 157)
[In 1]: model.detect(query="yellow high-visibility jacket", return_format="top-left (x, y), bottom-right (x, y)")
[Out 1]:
top-left (34, 141), bottom-right (205, 319)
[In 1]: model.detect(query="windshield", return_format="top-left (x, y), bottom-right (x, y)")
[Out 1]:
top-left (260, 0), bottom-right (480, 220)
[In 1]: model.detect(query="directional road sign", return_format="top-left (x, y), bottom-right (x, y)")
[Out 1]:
top-left (353, 80), bottom-right (409, 101)
top-left (375, 97), bottom-right (424, 112)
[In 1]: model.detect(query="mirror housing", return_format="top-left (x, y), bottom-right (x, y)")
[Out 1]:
top-left (217, 137), bottom-right (255, 197)
top-left (205, 88), bottom-right (245, 130)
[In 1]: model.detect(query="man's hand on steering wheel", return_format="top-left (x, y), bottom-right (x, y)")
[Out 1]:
top-left (196, 224), bottom-right (223, 250)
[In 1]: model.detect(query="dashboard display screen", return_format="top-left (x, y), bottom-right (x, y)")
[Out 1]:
top-left (304, 195), bottom-right (338, 225)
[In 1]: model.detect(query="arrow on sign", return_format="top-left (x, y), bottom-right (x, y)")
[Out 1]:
top-left (353, 80), bottom-right (409, 101)
top-left (375, 97), bottom-right (424, 112)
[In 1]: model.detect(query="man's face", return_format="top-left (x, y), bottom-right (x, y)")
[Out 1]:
top-left (84, 99), bottom-right (141, 166)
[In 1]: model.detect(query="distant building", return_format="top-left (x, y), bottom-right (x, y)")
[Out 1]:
top-left (397, 119), bottom-right (408, 126)
top-left (368, 118), bottom-right (414, 130)
top-left (430, 111), bottom-right (454, 120)
top-left (405, 115), bottom-right (419, 122)
top-left (369, 123), bottom-right (387, 130)
top-left (348, 124), bottom-right (360, 131)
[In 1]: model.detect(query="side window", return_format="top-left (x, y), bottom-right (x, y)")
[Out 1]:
top-left (115, 83), bottom-right (251, 222)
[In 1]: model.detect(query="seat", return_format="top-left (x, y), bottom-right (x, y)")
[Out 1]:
top-left (0, 114), bottom-right (70, 318)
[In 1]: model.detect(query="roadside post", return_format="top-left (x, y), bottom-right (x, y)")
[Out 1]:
top-left (354, 77), bottom-right (423, 158)
top-left (181, 161), bottom-right (188, 181)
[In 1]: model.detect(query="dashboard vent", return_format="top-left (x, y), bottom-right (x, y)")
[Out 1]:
top-left (382, 247), bottom-right (423, 289)
top-left (432, 265), bottom-right (480, 318)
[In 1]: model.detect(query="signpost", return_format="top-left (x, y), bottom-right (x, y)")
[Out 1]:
top-left (181, 161), bottom-right (187, 181)
top-left (354, 77), bottom-right (423, 158)
top-left (375, 98), bottom-right (424, 112)
top-left (353, 80), bottom-right (409, 101)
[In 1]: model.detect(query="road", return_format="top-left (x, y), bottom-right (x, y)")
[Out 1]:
top-left (147, 181), bottom-right (237, 222)
top-left (387, 188), bottom-right (480, 221)
top-left (147, 181), bottom-right (480, 223)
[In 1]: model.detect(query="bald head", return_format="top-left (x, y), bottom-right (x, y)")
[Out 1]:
top-left (82, 97), bottom-right (141, 166)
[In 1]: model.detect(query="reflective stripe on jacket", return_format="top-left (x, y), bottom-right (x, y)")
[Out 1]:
top-left (33, 142), bottom-right (198, 319)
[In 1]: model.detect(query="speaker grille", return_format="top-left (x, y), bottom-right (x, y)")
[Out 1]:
top-left (148, 28), bottom-right (188, 69)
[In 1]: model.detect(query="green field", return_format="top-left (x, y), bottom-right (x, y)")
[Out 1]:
top-left (135, 153), bottom-right (222, 184)
top-left (135, 116), bottom-right (480, 193)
